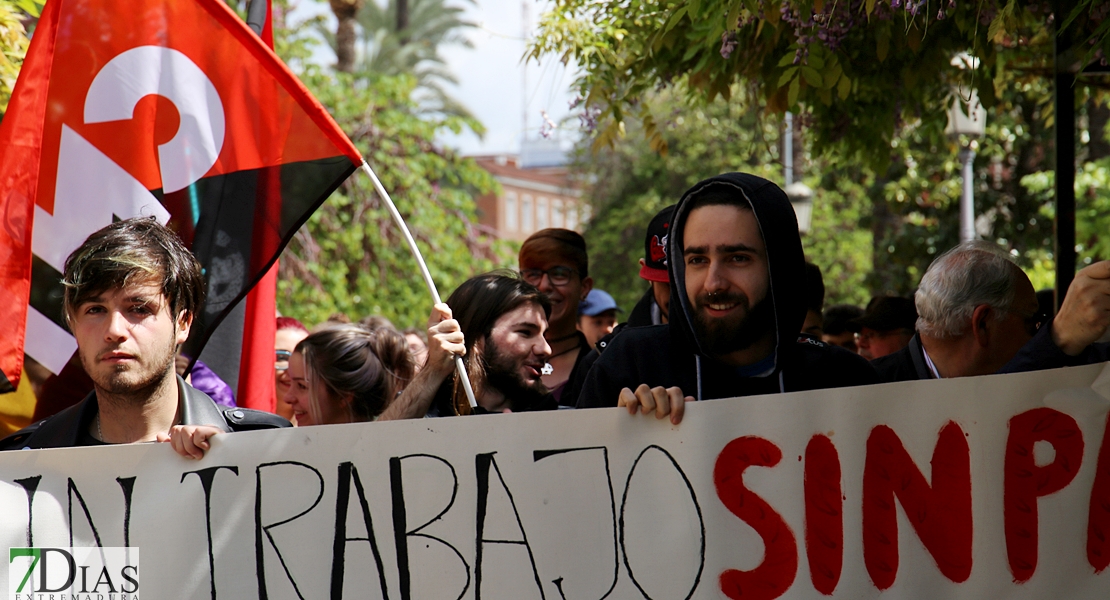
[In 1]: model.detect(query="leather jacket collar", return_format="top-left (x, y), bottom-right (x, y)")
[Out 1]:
top-left (2, 375), bottom-right (232, 450)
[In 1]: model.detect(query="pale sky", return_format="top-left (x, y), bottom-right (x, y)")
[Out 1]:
top-left (288, 0), bottom-right (579, 156)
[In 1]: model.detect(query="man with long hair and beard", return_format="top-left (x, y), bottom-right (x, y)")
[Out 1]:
top-left (577, 173), bottom-right (877, 422)
top-left (379, 272), bottom-right (557, 418)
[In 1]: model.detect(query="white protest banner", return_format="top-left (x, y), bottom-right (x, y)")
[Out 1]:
top-left (2, 363), bottom-right (1110, 599)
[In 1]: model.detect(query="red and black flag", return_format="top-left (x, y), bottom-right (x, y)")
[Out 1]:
top-left (0, 0), bottom-right (361, 393)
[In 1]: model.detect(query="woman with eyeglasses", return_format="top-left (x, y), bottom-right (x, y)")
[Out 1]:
top-left (517, 228), bottom-right (594, 407)
top-left (285, 324), bottom-right (415, 426)
top-left (275, 317), bottom-right (310, 424)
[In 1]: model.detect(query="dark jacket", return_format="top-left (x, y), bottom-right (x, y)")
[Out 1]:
top-left (0, 376), bottom-right (289, 450)
top-left (999, 321), bottom-right (1110, 375)
top-left (872, 325), bottom-right (1110, 383)
top-left (552, 331), bottom-right (593, 408)
top-left (427, 371), bottom-right (560, 417)
top-left (564, 289), bottom-right (663, 406)
top-left (626, 288), bottom-right (661, 328)
top-left (871, 334), bottom-right (935, 383)
top-left (578, 173), bottom-right (877, 407)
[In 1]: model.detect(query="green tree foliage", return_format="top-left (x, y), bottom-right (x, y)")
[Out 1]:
top-left (861, 75), bottom-right (1110, 296)
top-left (354, 0), bottom-right (478, 117)
top-left (0, 0), bottom-right (34, 118)
top-left (538, 0), bottom-right (1110, 299)
top-left (579, 86), bottom-right (872, 312)
top-left (276, 70), bottom-right (506, 328)
top-left (805, 166), bottom-right (873, 305)
top-left (577, 69), bottom-right (1110, 308)
top-left (273, 6), bottom-right (506, 328)
top-left (1022, 154), bottom-right (1110, 288)
top-left (530, 0), bottom-right (1110, 166)
top-left (316, 0), bottom-right (479, 118)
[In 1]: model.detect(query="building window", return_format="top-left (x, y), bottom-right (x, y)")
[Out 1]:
top-left (565, 202), bottom-right (578, 230)
top-left (537, 197), bottom-right (549, 230)
top-left (579, 202), bottom-right (592, 224)
top-left (522, 194), bottom-right (534, 231)
top-left (552, 199), bottom-right (564, 228)
top-left (504, 191), bottom-right (518, 231)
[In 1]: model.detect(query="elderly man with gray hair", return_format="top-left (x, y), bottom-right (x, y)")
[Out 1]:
top-left (873, 240), bottom-right (1110, 382)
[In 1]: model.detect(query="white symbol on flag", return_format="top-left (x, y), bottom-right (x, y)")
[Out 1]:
top-left (26, 46), bottom-right (225, 374)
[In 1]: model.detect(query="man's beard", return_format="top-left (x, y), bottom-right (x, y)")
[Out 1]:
top-left (482, 341), bottom-right (549, 410)
top-left (691, 290), bottom-right (775, 356)
top-left (83, 341), bottom-right (176, 402)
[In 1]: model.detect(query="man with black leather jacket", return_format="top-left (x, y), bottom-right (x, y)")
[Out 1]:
top-left (0, 217), bottom-right (288, 453)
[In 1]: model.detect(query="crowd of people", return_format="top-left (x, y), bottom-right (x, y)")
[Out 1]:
top-left (4, 171), bottom-right (1110, 457)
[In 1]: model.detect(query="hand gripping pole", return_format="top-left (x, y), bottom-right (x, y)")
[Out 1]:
top-left (358, 161), bottom-right (478, 408)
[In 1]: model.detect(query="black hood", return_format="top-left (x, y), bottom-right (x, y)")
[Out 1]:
top-left (666, 173), bottom-right (806, 371)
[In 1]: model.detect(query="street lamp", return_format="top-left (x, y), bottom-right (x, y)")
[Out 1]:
top-left (783, 112), bottom-right (813, 234)
top-left (946, 55), bottom-right (986, 243)
top-left (785, 181), bottom-right (814, 234)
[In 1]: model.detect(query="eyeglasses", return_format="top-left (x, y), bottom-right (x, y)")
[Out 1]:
top-left (520, 266), bottom-right (578, 286)
top-left (1023, 310), bottom-right (1049, 337)
top-left (855, 329), bottom-right (913, 343)
top-left (275, 349), bottom-right (292, 372)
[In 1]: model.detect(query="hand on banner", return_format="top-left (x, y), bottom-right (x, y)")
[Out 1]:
top-left (618, 384), bottom-right (693, 425)
top-left (425, 302), bottom-right (465, 376)
top-left (1052, 261), bottom-right (1110, 355)
top-left (158, 425), bottom-right (222, 459)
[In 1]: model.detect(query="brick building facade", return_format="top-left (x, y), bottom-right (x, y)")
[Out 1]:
top-left (472, 154), bottom-right (587, 242)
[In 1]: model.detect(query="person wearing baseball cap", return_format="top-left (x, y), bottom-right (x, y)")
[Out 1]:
top-left (822, 304), bottom-right (865, 352)
top-left (578, 289), bottom-right (622, 350)
top-left (852, 296), bottom-right (917, 360)
top-left (627, 205), bottom-right (677, 327)
top-left (560, 206), bottom-right (676, 407)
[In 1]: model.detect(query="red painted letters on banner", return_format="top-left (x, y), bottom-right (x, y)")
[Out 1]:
top-left (804, 434), bottom-right (843, 595)
top-left (1005, 407), bottom-right (1085, 582)
top-left (715, 436), bottom-right (799, 600)
top-left (861, 422), bottom-right (972, 589)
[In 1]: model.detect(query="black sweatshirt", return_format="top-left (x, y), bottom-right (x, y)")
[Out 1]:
top-left (578, 172), bottom-right (876, 407)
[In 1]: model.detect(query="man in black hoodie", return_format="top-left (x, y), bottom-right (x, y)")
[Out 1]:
top-left (576, 173), bottom-right (877, 422)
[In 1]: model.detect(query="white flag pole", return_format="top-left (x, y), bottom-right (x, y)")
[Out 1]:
top-left (358, 161), bottom-right (479, 409)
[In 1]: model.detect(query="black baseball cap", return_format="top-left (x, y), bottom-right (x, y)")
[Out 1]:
top-left (852, 296), bottom-right (918, 332)
top-left (639, 205), bottom-right (677, 283)
top-left (823, 304), bottom-right (864, 336)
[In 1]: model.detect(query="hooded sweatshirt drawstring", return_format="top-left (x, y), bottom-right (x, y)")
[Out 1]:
top-left (576, 173), bottom-right (879, 411)
top-left (695, 355), bottom-right (703, 401)
top-left (666, 175), bottom-right (806, 399)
